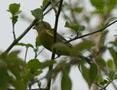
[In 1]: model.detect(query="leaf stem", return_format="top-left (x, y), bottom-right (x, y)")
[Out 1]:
top-left (24, 47), bottom-right (28, 62)
top-left (12, 22), bottom-right (16, 40)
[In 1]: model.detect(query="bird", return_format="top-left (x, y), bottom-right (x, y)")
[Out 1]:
top-left (33, 21), bottom-right (72, 55)
top-left (33, 21), bottom-right (91, 64)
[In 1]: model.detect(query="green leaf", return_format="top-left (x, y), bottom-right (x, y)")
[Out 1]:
top-left (12, 15), bottom-right (18, 24)
top-left (8, 3), bottom-right (20, 15)
top-left (40, 60), bottom-right (56, 69)
top-left (108, 70), bottom-right (115, 80)
top-left (80, 64), bottom-right (90, 86)
top-left (16, 43), bottom-right (34, 48)
top-left (8, 3), bottom-right (21, 25)
top-left (42, 0), bottom-right (49, 9)
top-left (73, 40), bottom-right (94, 53)
top-left (90, 0), bottom-right (104, 9)
top-left (0, 51), bottom-right (26, 90)
top-left (26, 59), bottom-right (42, 80)
top-left (65, 21), bottom-right (85, 33)
top-left (27, 59), bottom-right (41, 71)
top-left (72, 7), bottom-right (84, 13)
top-left (107, 0), bottom-right (117, 12)
top-left (107, 59), bottom-right (114, 69)
top-left (31, 8), bottom-right (43, 20)
top-left (95, 55), bottom-right (106, 70)
top-left (61, 67), bottom-right (72, 90)
top-left (108, 47), bottom-right (117, 69)
top-left (100, 79), bottom-right (108, 86)
top-left (89, 63), bottom-right (97, 84)
top-left (0, 69), bottom-right (9, 90)
top-left (100, 31), bottom-right (108, 47)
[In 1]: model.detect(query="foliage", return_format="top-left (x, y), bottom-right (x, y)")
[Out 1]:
top-left (0, 0), bottom-right (117, 90)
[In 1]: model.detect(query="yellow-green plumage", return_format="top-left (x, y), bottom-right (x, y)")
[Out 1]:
top-left (34, 21), bottom-right (72, 55)
top-left (34, 21), bottom-right (91, 64)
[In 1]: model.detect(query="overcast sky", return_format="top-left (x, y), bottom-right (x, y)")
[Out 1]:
top-left (0, 0), bottom-right (117, 90)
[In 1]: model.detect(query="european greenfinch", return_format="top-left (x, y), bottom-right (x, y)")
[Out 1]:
top-left (34, 21), bottom-right (72, 55)
top-left (33, 21), bottom-right (91, 64)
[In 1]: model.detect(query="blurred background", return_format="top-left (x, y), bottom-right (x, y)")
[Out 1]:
top-left (0, 0), bottom-right (117, 90)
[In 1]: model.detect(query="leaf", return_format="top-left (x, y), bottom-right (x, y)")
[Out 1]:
top-left (90, 0), bottom-right (104, 9)
top-left (0, 69), bottom-right (9, 90)
top-left (107, 59), bottom-right (114, 69)
top-left (108, 47), bottom-right (117, 69)
top-left (95, 55), bottom-right (106, 70)
top-left (107, 0), bottom-right (117, 12)
top-left (25, 59), bottom-right (42, 81)
top-left (31, 8), bottom-right (43, 20)
top-left (40, 60), bottom-right (56, 69)
top-left (12, 15), bottom-right (18, 24)
top-left (72, 7), bottom-right (84, 13)
top-left (73, 40), bottom-right (94, 52)
top-left (89, 63), bottom-right (97, 84)
top-left (61, 67), bottom-right (72, 90)
top-left (80, 64), bottom-right (90, 86)
top-left (27, 59), bottom-right (41, 72)
top-left (0, 51), bottom-right (27, 90)
top-left (42, 0), bottom-right (49, 9)
top-left (65, 21), bottom-right (85, 33)
top-left (108, 70), bottom-right (115, 80)
top-left (8, 3), bottom-right (20, 15)
top-left (100, 79), bottom-right (108, 86)
top-left (100, 31), bottom-right (108, 46)
top-left (16, 43), bottom-right (34, 48)
top-left (8, 3), bottom-right (21, 24)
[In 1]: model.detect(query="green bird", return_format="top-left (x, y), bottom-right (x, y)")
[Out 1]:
top-left (34, 21), bottom-right (72, 56)
top-left (33, 21), bottom-right (91, 64)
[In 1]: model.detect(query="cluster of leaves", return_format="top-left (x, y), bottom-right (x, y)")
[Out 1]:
top-left (62, 0), bottom-right (117, 90)
top-left (0, 0), bottom-right (117, 90)
top-left (0, 51), bottom-right (56, 90)
top-left (8, 3), bottom-right (21, 26)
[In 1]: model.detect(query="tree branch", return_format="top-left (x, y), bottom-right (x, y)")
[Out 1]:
top-left (66, 19), bottom-right (117, 43)
top-left (47, 0), bottom-right (64, 89)
top-left (3, 2), bottom-right (51, 54)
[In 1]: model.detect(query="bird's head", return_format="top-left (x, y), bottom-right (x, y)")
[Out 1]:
top-left (33, 21), bottom-right (51, 33)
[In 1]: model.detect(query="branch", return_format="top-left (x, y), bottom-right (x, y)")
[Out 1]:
top-left (66, 19), bottom-right (117, 43)
top-left (48, 0), bottom-right (64, 89)
top-left (51, 0), bottom-right (64, 59)
top-left (12, 22), bottom-right (16, 40)
top-left (3, 2), bottom-right (51, 54)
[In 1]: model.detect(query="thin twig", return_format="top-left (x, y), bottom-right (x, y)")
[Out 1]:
top-left (24, 47), bottom-right (28, 62)
top-left (3, 2), bottom-right (51, 54)
top-left (12, 22), bottom-right (16, 40)
top-left (43, 1), bottom-right (60, 16)
top-left (37, 48), bottom-right (44, 56)
top-left (4, 19), bottom-right (37, 54)
top-left (66, 19), bottom-right (117, 43)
